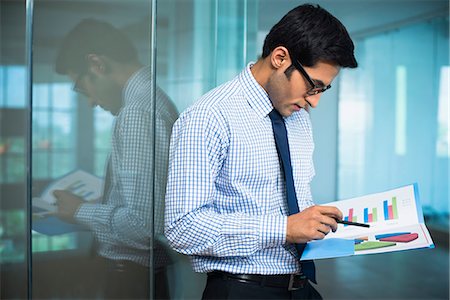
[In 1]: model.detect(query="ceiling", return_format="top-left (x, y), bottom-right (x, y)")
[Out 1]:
top-left (1, 0), bottom-right (449, 65)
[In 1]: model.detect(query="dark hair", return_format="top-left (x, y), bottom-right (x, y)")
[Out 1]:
top-left (55, 19), bottom-right (138, 75)
top-left (262, 4), bottom-right (357, 68)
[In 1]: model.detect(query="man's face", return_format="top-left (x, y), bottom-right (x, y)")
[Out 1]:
top-left (69, 64), bottom-right (123, 115)
top-left (266, 59), bottom-right (340, 117)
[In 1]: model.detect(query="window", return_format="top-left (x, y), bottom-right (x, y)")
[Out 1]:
top-left (338, 17), bottom-right (449, 217)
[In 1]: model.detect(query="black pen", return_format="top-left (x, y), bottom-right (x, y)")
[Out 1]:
top-left (336, 219), bottom-right (370, 228)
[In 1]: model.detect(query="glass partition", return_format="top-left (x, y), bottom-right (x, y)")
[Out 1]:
top-left (30, 0), bottom-right (159, 298)
top-left (0, 0), bottom-right (29, 298)
top-left (155, 0), bottom-right (259, 298)
top-left (1, 0), bottom-right (259, 298)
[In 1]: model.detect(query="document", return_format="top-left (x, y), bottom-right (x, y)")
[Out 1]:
top-left (32, 169), bottom-right (103, 235)
top-left (301, 184), bottom-right (434, 260)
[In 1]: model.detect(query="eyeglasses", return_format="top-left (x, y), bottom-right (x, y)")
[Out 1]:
top-left (72, 73), bottom-right (88, 96)
top-left (291, 59), bottom-right (331, 96)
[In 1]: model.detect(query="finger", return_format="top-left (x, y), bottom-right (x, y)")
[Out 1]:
top-left (312, 229), bottom-right (326, 240)
top-left (317, 205), bottom-right (343, 220)
top-left (317, 214), bottom-right (338, 232)
top-left (317, 223), bottom-right (331, 236)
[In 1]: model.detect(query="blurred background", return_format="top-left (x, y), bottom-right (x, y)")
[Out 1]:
top-left (0, 0), bottom-right (448, 299)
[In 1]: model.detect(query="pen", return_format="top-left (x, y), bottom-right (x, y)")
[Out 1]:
top-left (336, 219), bottom-right (370, 228)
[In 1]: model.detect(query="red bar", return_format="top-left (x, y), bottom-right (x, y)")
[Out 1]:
top-left (388, 205), bottom-right (393, 220)
top-left (368, 213), bottom-right (373, 223)
top-left (348, 208), bottom-right (353, 222)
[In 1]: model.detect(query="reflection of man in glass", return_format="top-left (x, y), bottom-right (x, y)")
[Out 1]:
top-left (54, 19), bottom-right (178, 299)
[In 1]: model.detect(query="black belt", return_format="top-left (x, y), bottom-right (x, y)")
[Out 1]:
top-left (208, 271), bottom-right (308, 291)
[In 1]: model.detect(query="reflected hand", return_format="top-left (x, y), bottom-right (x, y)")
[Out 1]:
top-left (52, 190), bottom-right (84, 224)
top-left (286, 205), bottom-right (343, 244)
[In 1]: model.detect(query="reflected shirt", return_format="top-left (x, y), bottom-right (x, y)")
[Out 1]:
top-left (165, 63), bottom-right (315, 274)
top-left (75, 66), bottom-right (178, 267)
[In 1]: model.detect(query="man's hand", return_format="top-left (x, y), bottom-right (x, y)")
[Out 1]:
top-left (52, 190), bottom-right (84, 224)
top-left (286, 205), bottom-right (343, 244)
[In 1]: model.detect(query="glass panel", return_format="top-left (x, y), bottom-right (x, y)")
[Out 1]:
top-left (51, 83), bottom-right (73, 110)
top-left (0, 67), bottom-right (4, 106)
top-left (156, 0), bottom-right (259, 298)
top-left (51, 111), bottom-right (74, 149)
top-left (32, 152), bottom-right (49, 180)
top-left (32, 83), bottom-right (50, 108)
top-left (31, 0), bottom-right (157, 299)
top-left (0, 0), bottom-right (28, 299)
top-left (6, 66), bottom-right (26, 108)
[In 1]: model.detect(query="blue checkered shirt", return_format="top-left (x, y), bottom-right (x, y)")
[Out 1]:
top-left (76, 66), bottom-right (178, 267)
top-left (165, 63), bottom-right (316, 274)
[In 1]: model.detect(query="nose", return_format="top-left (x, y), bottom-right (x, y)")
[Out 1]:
top-left (305, 94), bottom-right (322, 108)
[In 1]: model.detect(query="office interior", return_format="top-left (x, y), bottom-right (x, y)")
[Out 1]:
top-left (0, 0), bottom-right (448, 299)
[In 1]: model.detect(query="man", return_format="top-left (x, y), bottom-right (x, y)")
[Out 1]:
top-left (54, 19), bottom-right (178, 299)
top-left (165, 4), bottom-right (357, 299)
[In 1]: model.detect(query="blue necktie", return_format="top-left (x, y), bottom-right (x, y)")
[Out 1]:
top-left (269, 109), bottom-right (316, 283)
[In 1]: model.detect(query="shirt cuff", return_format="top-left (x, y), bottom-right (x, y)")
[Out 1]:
top-left (74, 202), bottom-right (110, 227)
top-left (260, 214), bottom-right (287, 249)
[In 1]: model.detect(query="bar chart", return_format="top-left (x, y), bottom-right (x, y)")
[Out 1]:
top-left (66, 180), bottom-right (96, 200)
top-left (343, 196), bottom-right (400, 226)
top-left (318, 184), bottom-right (434, 258)
top-left (383, 197), bottom-right (399, 220)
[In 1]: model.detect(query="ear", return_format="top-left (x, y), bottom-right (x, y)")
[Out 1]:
top-left (86, 54), bottom-right (107, 75)
top-left (269, 46), bottom-right (291, 70)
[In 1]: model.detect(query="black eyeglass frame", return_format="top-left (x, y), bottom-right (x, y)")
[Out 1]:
top-left (72, 73), bottom-right (88, 96)
top-left (291, 59), bottom-right (331, 96)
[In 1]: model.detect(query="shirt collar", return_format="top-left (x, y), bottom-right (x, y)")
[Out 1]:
top-left (239, 62), bottom-right (273, 118)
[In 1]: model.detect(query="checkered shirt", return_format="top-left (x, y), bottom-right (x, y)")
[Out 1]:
top-left (165, 63), bottom-right (315, 274)
top-left (75, 66), bottom-right (179, 267)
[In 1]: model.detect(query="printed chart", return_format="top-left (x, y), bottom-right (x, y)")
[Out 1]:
top-left (31, 170), bottom-right (103, 235)
top-left (40, 169), bottom-right (103, 204)
top-left (322, 184), bottom-right (434, 257)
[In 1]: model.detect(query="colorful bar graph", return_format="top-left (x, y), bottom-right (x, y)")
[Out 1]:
top-left (383, 197), bottom-right (399, 221)
top-left (344, 208), bottom-right (359, 226)
top-left (364, 207), bottom-right (379, 223)
top-left (343, 196), bottom-right (399, 226)
top-left (343, 209), bottom-right (358, 226)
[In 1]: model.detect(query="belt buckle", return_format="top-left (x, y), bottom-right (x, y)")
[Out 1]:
top-left (288, 274), bottom-right (305, 291)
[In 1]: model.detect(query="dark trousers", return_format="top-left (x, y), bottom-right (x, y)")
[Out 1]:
top-left (202, 274), bottom-right (323, 300)
top-left (99, 257), bottom-right (170, 299)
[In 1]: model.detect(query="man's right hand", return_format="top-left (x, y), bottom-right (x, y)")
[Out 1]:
top-left (51, 190), bottom-right (84, 224)
top-left (286, 205), bottom-right (343, 244)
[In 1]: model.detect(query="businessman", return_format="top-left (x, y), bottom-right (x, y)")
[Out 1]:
top-left (165, 4), bottom-right (357, 299)
top-left (54, 19), bottom-right (178, 299)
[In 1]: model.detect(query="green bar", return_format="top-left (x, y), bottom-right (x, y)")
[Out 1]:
top-left (373, 208), bottom-right (378, 222)
top-left (392, 197), bottom-right (399, 219)
top-left (353, 216), bottom-right (357, 222)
